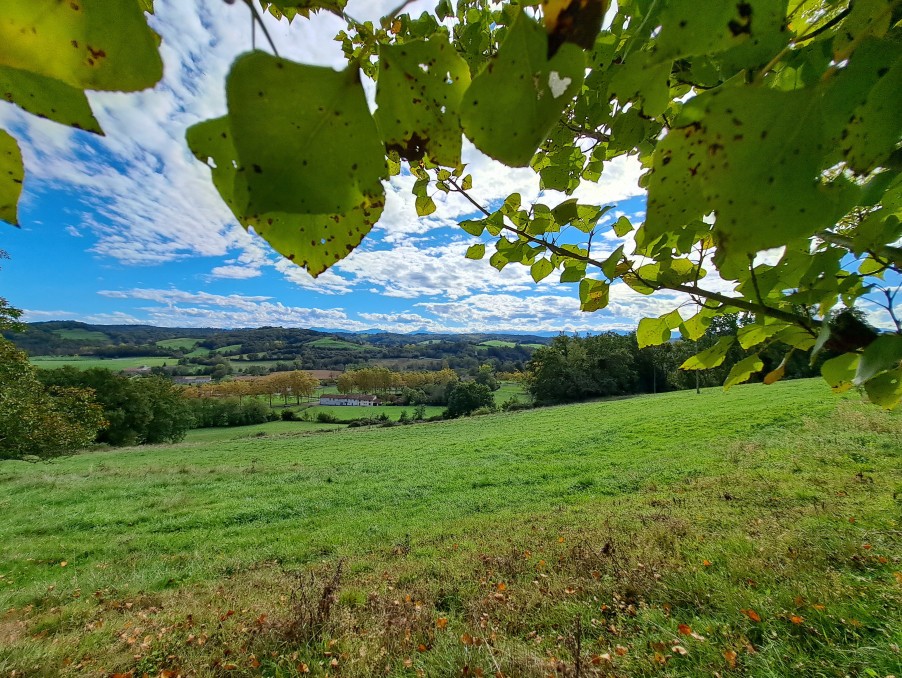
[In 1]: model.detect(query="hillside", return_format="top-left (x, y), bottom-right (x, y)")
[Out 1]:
top-left (0, 379), bottom-right (899, 676)
top-left (6, 321), bottom-right (551, 375)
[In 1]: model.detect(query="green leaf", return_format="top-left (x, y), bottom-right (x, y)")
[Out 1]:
top-left (821, 352), bottom-right (859, 393)
top-left (635, 258), bottom-right (703, 287)
top-left (375, 36), bottom-right (471, 167)
top-left (0, 0), bottom-right (163, 92)
top-left (0, 66), bottom-right (102, 134)
top-left (559, 262), bottom-right (586, 283)
top-left (724, 354), bottom-right (764, 390)
top-left (637, 317), bottom-right (669, 349)
top-left (608, 53), bottom-right (672, 117)
top-left (415, 195), bottom-right (437, 216)
top-left (841, 56), bottom-right (902, 174)
top-left (460, 219), bottom-right (485, 236)
top-left (854, 335), bottom-right (902, 386)
top-left (460, 12), bottom-right (585, 166)
top-left (864, 367), bottom-right (902, 409)
top-left (613, 215), bottom-right (632, 237)
top-left (737, 321), bottom-right (785, 349)
top-left (579, 278), bottom-right (609, 312)
top-left (530, 258), bottom-right (554, 282)
top-left (647, 86), bottom-right (857, 258)
top-left (186, 116), bottom-right (383, 277)
top-left (0, 130), bottom-right (24, 226)
top-left (465, 243), bottom-right (486, 260)
top-left (461, 174), bottom-right (473, 190)
top-left (680, 307), bottom-right (716, 341)
top-left (655, 0), bottom-right (788, 68)
top-left (680, 336), bottom-right (736, 370)
top-left (489, 251), bottom-right (508, 271)
top-left (259, 1), bottom-right (347, 21)
top-left (600, 245), bottom-right (624, 280)
top-left (226, 51), bottom-right (386, 217)
top-left (773, 325), bottom-right (816, 351)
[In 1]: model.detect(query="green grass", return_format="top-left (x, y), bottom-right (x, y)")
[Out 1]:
top-left (308, 338), bottom-right (372, 350)
top-left (29, 356), bottom-right (173, 370)
top-left (479, 339), bottom-right (517, 348)
top-left (155, 338), bottom-right (200, 351)
top-left (302, 403), bottom-right (445, 421)
top-left (0, 379), bottom-right (899, 676)
top-left (495, 380), bottom-right (530, 403)
top-left (51, 328), bottom-right (110, 342)
top-left (184, 346), bottom-right (211, 357)
top-left (213, 344), bottom-right (243, 354)
top-left (182, 421), bottom-right (344, 443)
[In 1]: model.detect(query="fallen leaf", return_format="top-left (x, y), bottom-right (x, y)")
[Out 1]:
top-left (672, 645), bottom-right (688, 656)
top-left (702, 559), bottom-right (712, 567)
top-left (863, 543), bottom-right (872, 550)
top-left (653, 651), bottom-right (668, 664)
top-left (894, 572), bottom-right (902, 584)
top-left (497, 582), bottom-right (506, 592)
top-left (436, 617), bottom-right (448, 629)
top-left (690, 631), bottom-right (707, 641)
top-left (615, 645), bottom-right (628, 656)
top-left (222, 664), bottom-right (238, 671)
top-left (723, 649), bottom-right (737, 668)
top-left (741, 608), bottom-right (761, 622)
top-left (461, 632), bottom-right (474, 646)
top-left (677, 623), bottom-right (692, 635)
top-left (298, 663), bottom-right (310, 673)
top-left (60, 561), bottom-right (68, 568)
top-left (790, 615), bottom-right (804, 625)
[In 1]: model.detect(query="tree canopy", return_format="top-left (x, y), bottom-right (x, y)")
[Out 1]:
top-left (1, 0), bottom-right (900, 406)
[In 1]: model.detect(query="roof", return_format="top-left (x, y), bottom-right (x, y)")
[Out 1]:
top-left (320, 394), bottom-right (378, 401)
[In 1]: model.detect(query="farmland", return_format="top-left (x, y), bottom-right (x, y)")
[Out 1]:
top-left (28, 356), bottom-right (173, 370)
top-left (0, 378), bottom-right (899, 676)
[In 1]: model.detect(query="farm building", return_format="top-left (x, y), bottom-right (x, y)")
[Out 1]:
top-left (319, 394), bottom-right (379, 406)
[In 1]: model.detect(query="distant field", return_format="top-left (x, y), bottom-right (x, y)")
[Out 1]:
top-left (495, 380), bottom-right (530, 403)
top-left (1, 379), bottom-right (899, 676)
top-left (301, 403), bottom-right (446, 421)
top-left (521, 342), bottom-right (545, 349)
top-left (308, 338), bottom-right (371, 350)
top-left (29, 356), bottom-right (172, 370)
top-left (184, 346), bottom-right (211, 357)
top-left (51, 328), bottom-right (109, 342)
top-left (479, 339), bottom-right (517, 347)
top-left (213, 344), bottom-right (242, 353)
top-left (155, 337), bottom-right (200, 350)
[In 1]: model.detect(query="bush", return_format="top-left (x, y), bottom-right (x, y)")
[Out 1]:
top-left (444, 381), bottom-right (495, 418)
top-left (281, 409), bottom-right (298, 421)
top-left (317, 411), bottom-right (339, 424)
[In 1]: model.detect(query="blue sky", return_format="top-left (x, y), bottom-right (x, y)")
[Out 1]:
top-left (1, 1), bottom-right (894, 334)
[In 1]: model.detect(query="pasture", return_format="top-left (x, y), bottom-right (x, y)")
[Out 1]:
top-left (28, 356), bottom-right (173, 370)
top-left (0, 379), bottom-right (899, 676)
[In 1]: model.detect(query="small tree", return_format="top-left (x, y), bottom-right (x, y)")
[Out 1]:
top-left (445, 381), bottom-right (495, 418)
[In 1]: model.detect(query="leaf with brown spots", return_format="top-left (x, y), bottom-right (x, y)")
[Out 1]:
top-left (0, 131), bottom-right (23, 227)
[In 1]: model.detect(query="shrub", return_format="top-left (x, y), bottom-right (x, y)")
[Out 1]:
top-left (281, 409), bottom-right (298, 421)
top-left (317, 411), bottom-right (339, 424)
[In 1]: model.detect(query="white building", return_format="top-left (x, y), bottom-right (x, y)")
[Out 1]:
top-left (318, 394), bottom-right (379, 406)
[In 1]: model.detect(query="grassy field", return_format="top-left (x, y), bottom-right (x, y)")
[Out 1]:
top-left (156, 338), bottom-right (200, 351)
top-left (299, 403), bottom-right (446, 421)
top-left (51, 328), bottom-right (110, 342)
top-left (29, 356), bottom-right (173, 370)
top-left (307, 338), bottom-right (370, 350)
top-left (183, 421), bottom-right (344, 443)
top-left (0, 379), bottom-right (899, 676)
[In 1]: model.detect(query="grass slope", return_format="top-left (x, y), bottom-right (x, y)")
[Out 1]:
top-left (51, 328), bottom-right (110, 342)
top-left (156, 338), bottom-right (200, 351)
top-left (0, 380), bottom-right (899, 676)
top-left (29, 356), bottom-right (172, 370)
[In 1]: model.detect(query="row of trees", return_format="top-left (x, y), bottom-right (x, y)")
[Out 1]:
top-left (182, 370), bottom-right (320, 406)
top-left (37, 367), bottom-right (194, 447)
top-left (524, 314), bottom-right (839, 405)
top-left (336, 367), bottom-right (459, 394)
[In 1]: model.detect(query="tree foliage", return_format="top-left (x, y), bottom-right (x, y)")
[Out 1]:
top-left (0, 340), bottom-right (106, 459)
top-left (445, 380), bottom-right (495, 417)
top-left (38, 367), bottom-right (193, 446)
top-left (1, 1), bottom-right (901, 406)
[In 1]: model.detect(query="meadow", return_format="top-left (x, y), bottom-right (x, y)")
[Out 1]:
top-left (0, 379), bottom-right (899, 676)
top-left (28, 356), bottom-right (173, 370)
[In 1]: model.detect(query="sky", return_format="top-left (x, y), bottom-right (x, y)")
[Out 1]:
top-left (0, 1), bottom-right (894, 335)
